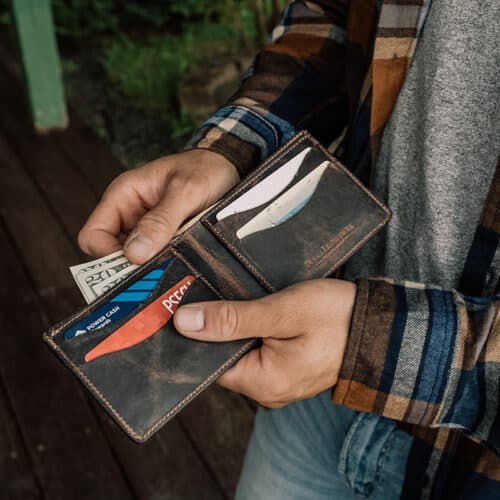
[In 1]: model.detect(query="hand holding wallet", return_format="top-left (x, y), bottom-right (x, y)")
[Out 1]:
top-left (44, 131), bottom-right (391, 442)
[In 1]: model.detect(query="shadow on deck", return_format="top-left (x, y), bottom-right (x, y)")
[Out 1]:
top-left (0, 43), bottom-right (254, 500)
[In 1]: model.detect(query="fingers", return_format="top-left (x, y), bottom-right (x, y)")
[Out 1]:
top-left (78, 197), bottom-right (141, 257)
top-left (216, 348), bottom-right (291, 408)
top-left (79, 149), bottom-right (240, 261)
top-left (124, 176), bottom-right (207, 263)
top-left (78, 170), bottom-right (150, 257)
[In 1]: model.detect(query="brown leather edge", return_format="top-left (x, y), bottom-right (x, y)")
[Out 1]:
top-left (43, 247), bottom-right (258, 442)
top-left (201, 130), bottom-right (391, 288)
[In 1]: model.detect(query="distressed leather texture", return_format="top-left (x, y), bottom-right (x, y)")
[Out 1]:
top-left (44, 131), bottom-right (391, 442)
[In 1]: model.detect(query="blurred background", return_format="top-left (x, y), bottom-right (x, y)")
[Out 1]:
top-left (0, 2), bottom-right (286, 500)
top-left (1, 0), bottom-right (286, 166)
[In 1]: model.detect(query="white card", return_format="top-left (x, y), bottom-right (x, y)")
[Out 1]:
top-left (236, 161), bottom-right (329, 239)
top-left (216, 147), bottom-right (311, 221)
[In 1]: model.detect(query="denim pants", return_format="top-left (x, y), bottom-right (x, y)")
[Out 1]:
top-left (236, 391), bottom-right (413, 500)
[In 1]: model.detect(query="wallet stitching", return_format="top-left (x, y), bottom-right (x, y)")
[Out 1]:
top-left (44, 130), bottom-right (391, 441)
top-left (305, 224), bottom-right (356, 269)
top-left (141, 337), bottom-right (258, 440)
top-left (209, 225), bottom-right (277, 292)
top-left (44, 248), bottom-right (257, 441)
top-left (202, 132), bottom-right (311, 291)
top-left (201, 130), bottom-right (391, 289)
top-left (44, 246), bottom-right (175, 342)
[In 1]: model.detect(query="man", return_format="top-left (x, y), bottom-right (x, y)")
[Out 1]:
top-left (79, 1), bottom-right (499, 498)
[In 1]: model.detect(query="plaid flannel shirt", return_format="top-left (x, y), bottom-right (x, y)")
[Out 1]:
top-left (188, 1), bottom-right (500, 497)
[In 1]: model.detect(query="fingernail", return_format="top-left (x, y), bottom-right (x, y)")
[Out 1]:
top-left (125, 234), bottom-right (153, 262)
top-left (175, 306), bottom-right (205, 332)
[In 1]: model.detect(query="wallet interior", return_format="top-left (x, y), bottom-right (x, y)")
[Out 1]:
top-left (44, 131), bottom-right (390, 442)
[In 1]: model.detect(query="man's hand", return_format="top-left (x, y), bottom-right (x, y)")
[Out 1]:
top-left (78, 149), bottom-right (239, 263)
top-left (174, 279), bottom-right (356, 408)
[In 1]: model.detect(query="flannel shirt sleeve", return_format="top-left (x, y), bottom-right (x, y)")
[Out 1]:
top-left (332, 278), bottom-right (500, 454)
top-left (186, 0), bottom-right (350, 178)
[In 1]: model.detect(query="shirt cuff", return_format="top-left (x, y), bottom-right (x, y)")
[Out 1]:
top-left (332, 278), bottom-right (460, 427)
top-left (185, 104), bottom-right (297, 178)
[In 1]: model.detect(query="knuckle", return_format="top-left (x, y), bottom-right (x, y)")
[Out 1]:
top-left (168, 172), bottom-right (209, 203)
top-left (101, 173), bottom-right (133, 203)
top-left (166, 173), bottom-right (190, 192)
top-left (106, 172), bottom-right (130, 193)
top-left (216, 303), bottom-right (239, 340)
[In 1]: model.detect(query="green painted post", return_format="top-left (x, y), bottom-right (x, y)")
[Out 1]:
top-left (11, 0), bottom-right (68, 132)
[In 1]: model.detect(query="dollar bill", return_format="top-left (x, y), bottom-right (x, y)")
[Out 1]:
top-left (71, 250), bottom-right (138, 303)
top-left (70, 203), bottom-right (216, 303)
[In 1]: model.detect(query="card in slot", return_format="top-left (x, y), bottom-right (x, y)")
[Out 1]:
top-left (84, 275), bottom-right (194, 363)
top-left (236, 161), bottom-right (329, 239)
top-left (64, 257), bottom-right (174, 340)
top-left (216, 147), bottom-right (311, 221)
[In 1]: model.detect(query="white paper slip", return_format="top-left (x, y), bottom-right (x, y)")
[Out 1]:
top-left (236, 161), bottom-right (329, 239)
top-left (216, 147), bottom-right (311, 221)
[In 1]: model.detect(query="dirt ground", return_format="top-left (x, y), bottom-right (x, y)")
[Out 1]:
top-left (63, 48), bottom-right (188, 169)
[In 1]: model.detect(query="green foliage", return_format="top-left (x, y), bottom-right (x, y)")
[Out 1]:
top-left (0, 0), bottom-right (289, 140)
top-left (50, 0), bottom-right (119, 37)
top-left (100, 21), bottom-right (241, 112)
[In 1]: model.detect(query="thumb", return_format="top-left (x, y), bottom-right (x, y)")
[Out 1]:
top-left (124, 184), bottom-right (203, 264)
top-left (174, 297), bottom-right (284, 342)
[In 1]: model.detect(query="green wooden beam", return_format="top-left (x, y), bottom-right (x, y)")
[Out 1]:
top-left (11, 0), bottom-right (68, 132)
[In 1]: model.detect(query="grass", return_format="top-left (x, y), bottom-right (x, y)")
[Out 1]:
top-left (100, 21), bottom-right (247, 113)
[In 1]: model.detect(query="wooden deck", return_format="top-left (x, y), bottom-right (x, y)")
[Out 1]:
top-left (0, 45), bottom-right (254, 500)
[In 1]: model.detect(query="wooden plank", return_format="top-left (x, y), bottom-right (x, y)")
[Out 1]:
top-left (0, 115), bottom-right (223, 500)
top-left (0, 49), bottom-right (255, 499)
top-left (53, 117), bottom-right (126, 197)
top-left (0, 71), bottom-right (96, 246)
top-left (0, 133), bottom-right (86, 314)
top-left (0, 253), bottom-right (132, 499)
top-left (11, 0), bottom-right (67, 131)
top-left (100, 414), bottom-right (224, 500)
top-left (0, 376), bottom-right (41, 500)
top-left (0, 138), bottom-right (134, 499)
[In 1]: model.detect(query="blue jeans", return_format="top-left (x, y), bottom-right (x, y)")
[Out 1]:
top-left (236, 391), bottom-right (413, 500)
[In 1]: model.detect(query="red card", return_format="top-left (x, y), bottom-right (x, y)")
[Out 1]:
top-left (85, 276), bottom-right (194, 363)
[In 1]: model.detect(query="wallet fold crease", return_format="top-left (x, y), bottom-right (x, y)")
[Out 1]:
top-left (43, 131), bottom-right (391, 442)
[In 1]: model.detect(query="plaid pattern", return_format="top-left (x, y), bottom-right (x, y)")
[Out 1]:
top-left (187, 0), bottom-right (350, 177)
top-left (188, 1), bottom-right (500, 497)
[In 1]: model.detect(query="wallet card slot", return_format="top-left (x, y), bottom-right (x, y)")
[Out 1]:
top-left (77, 276), bottom-right (254, 438)
top-left (55, 256), bottom-right (207, 366)
top-left (202, 135), bottom-right (390, 292)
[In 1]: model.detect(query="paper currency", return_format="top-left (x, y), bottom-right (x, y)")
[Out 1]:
top-left (71, 250), bottom-right (138, 303)
top-left (70, 204), bottom-right (216, 303)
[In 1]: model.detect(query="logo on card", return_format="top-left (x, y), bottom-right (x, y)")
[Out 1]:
top-left (161, 280), bottom-right (192, 314)
top-left (64, 258), bottom-right (174, 340)
top-left (84, 276), bottom-right (194, 363)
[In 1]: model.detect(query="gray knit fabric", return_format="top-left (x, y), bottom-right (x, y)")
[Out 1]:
top-left (344, 0), bottom-right (500, 289)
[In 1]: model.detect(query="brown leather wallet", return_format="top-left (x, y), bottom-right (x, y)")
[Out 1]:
top-left (43, 131), bottom-right (391, 442)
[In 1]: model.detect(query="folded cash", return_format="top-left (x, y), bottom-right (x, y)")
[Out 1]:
top-left (71, 204), bottom-right (215, 303)
top-left (70, 250), bottom-right (138, 304)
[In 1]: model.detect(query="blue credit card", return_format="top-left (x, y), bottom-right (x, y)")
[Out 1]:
top-left (64, 258), bottom-right (173, 340)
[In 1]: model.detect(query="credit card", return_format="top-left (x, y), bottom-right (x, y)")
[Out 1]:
top-left (84, 275), bottom-right (194, 363)
top-left (64, 258), bottom-right (174, 340)
top-left (236, 161), bottom-right (329, 239)
top-left (216, 147), bottom-right (311, 221)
